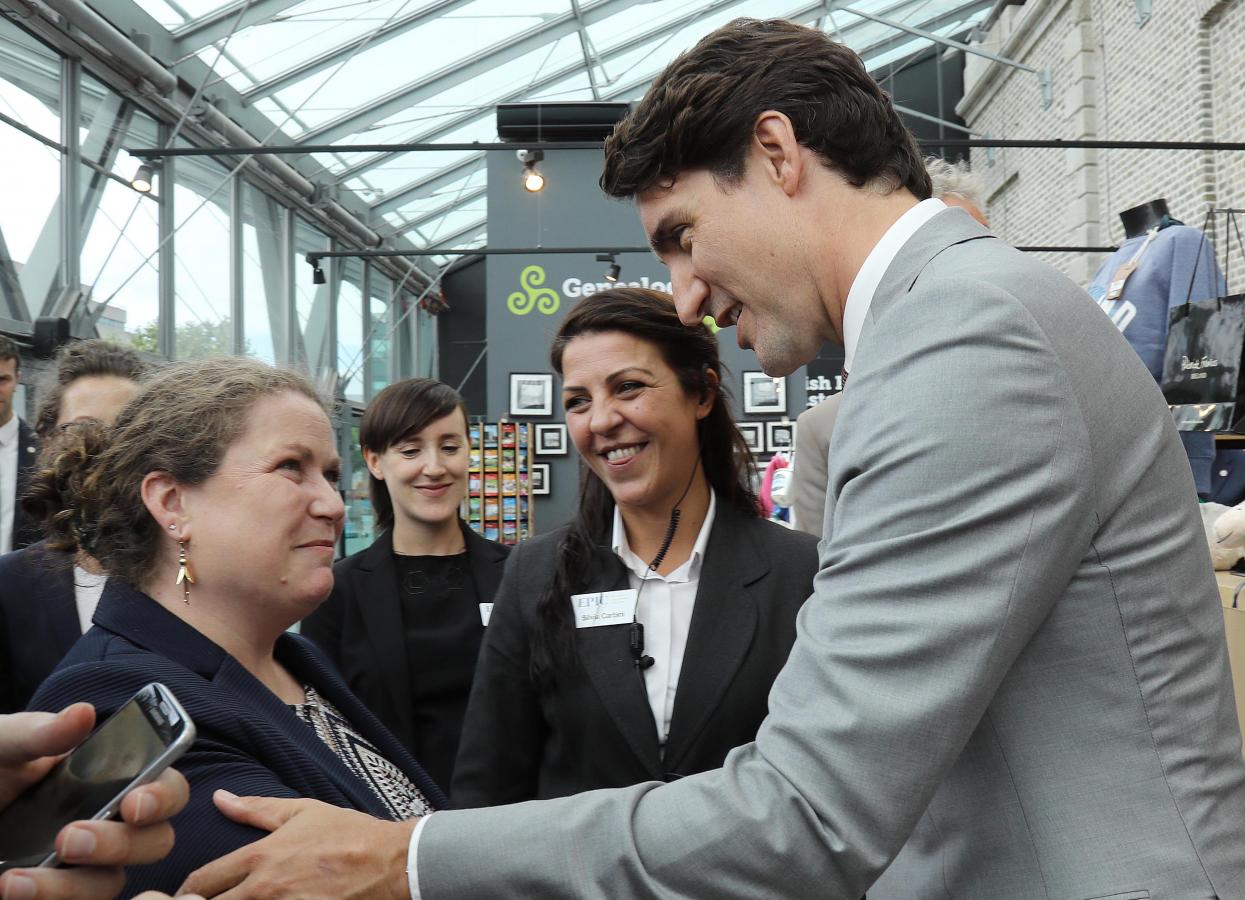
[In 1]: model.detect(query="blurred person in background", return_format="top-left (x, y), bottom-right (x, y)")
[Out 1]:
top-left (0, 340), bottom-right (147, 713)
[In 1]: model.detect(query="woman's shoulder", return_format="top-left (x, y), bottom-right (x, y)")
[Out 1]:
top-left (28, 632), bottom-right (183, 716)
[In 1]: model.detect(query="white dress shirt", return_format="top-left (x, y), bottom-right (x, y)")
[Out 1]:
top-left (612, 490), bottom-right (716, 746)
top-left (408, 495), bottom-right (718, 900)
top-left (0, 415), bottom-right (19, 555)
top-left (73, 566), bottom-right (108, 634)
top-left (841, 197), bottom-right (946, 375)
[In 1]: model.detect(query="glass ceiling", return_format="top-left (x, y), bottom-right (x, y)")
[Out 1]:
top-left (135, 0), bottom-right (989, 264)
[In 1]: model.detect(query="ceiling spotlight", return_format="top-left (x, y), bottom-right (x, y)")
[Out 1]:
top-left (596, 252), bottom-right (620, 282)
top-left (312, 265), bottom-right (326, 285)
top-left (518, 148), bottom-right (546, 193)
top-left (130, 162), bottom-right (154, 193)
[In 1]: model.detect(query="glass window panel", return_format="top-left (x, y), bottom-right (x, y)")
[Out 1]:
top-left (343, 418), bottom-right (374, 555)
top-left (79, 99), bottom-right (162, 349)
top-left (338, 257), bottom-right (364, 402)
top-left (135, 0), bottom-right (185, 28)
top-left (240, 181), bottom-right (282, 365)
top-left (0, 125), bottom-right (60, 305)
top-left (368, 269), bottom-right (392, 395)
top-left (0, 17), bottom-right (61, 141)
top-left (80, 177), bottom-right (160, 346)
top-left (172, 154), bottom-right (233, 358)
top-left (293, 216), bottom-right (329, 372)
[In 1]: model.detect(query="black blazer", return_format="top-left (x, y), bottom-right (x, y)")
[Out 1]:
top-left (29, 581), bottom-right (447, 897)
top-left (11, 418), bottom-right (40, 550)
top-left (452, 502), bottom-right (820, 807)
top-left (0, 542), bottom-right (79, 712)
top-left (301, 521), bottom-right (509, 789)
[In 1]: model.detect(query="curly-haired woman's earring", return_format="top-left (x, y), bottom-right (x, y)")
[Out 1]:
top-left (176, 541), bottom-right (195, 604)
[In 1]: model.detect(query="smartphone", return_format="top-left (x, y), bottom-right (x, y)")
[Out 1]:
top-left (0, 683), bottom-right (196, 872)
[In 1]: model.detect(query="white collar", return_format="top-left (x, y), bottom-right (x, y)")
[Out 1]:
top-left (611, 490), bottom-right (717, 584)
top-left (841, 198), bottom-right (947, 373)
top-left (0, 415), bottom-right (18, 447)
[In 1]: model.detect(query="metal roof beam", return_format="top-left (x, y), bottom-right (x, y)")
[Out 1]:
top-left (425, 217), bottom-right (486, 249)
top-left (336, 0), bottom-right (778, 183)
top-left (242, 0), bottom-right (479, 101)
top-left (387, 185), bottom-right (487, 236)
top-left (370, 153), bottom-right (485, 217)
top-left (600, 0), bottom-right (985, 100)
top-left (849, 0), bottom-right (992, 66)
top-left (172, 0), bottom-right (307, 53)
top-left (296, 0), bottom-right (647, 145)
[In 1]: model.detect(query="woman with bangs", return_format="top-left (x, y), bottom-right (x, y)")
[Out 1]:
top-left (302, 379), bottom-right (508, 796)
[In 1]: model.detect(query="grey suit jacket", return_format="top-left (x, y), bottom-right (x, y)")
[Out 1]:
top-left (791, 393), bottom-right (841, 536)
top-left (417, 209), bottom-right (1245, 899)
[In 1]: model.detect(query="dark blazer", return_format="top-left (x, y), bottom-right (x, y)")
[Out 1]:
top-left (452, 502), bottom-right (819, 807)
top-left (10, 418), bottom-right (39, 550)
top-left (29, 581), bottom-right (447, 897)
top-left (0, 542), bottom-right (79, 712)
top-left (301, 520), bottom-right (508, 789)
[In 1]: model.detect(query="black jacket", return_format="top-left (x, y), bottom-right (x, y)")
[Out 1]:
top-left (301, 521), bottom-right (509, 790)
top-left (0, 542), bottom-right (79, 712)
top-left (451, 502), bottom-right (820, 807)
top-left (11, 418), bottom-right (40, 550)
top-left (30, 580), bottom-right (445, 897)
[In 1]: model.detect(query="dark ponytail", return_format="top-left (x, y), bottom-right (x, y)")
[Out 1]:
top-left (530, 288), bottom-right (758, 684)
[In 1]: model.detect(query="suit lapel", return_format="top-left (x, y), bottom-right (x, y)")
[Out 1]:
top-left (352, 533), bottom-right (415, 745)
top-left (574, 550), bottom-right (664, 779)
top-left (662, 506), bottom-right (764, 772)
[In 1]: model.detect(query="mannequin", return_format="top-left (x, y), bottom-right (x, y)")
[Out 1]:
top-left (1088, 200), bottom-right (1224, 497)
top-left (1119, 198), bottom-right (1173, 238)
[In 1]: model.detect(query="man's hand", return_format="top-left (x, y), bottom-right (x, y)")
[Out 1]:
top-left (180, 792), bottom-right (416, 900)
top-left (0, 706), bottom-right (195, 900)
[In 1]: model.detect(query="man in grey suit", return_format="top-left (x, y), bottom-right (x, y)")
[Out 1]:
top-left (183, 18), bottom-right (1245, 900)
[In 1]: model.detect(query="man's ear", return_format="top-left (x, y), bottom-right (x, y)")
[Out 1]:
top-left (141, 471), bottom-right (190, 539)
top-left (752, 110), bottom-right (805, 198)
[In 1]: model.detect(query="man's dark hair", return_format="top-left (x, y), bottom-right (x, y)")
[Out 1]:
top-left (0, 335), bottom-right (19, 372)
top-left (601, 18), bottom-right (931, 201)
top-left (34, 339), bottom-right (148, 438)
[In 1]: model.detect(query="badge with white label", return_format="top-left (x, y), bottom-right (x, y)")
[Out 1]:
top-left (570, 589), bottom-right (638, 629)
top-left (479, 603), bottom-right (494, 626)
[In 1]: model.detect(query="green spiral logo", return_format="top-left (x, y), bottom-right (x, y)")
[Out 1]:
top-left (507, 265), bottom-right (560, 316)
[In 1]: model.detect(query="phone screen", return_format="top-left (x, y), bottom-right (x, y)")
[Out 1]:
top-left (0, 686), bottom-right (192, 871)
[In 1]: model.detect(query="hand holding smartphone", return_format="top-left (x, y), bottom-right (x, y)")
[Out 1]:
top-left (0, 683), bottom-right (195, 873)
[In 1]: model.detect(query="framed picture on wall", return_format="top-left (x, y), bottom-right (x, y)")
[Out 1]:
top-left (743, 371), bottom-right (786, 415)
top-left (534, 423), bottom-right (568, 455)
top-left (510, 373), bottom-right (553, 416)
top-left (530, 462), bottom-right (551, 495)
top-left (766, 420), bottom-right (796, 454)
top-left (736, 422), bottom-right (764, 454)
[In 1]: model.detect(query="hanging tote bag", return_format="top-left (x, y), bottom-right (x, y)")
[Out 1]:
top-left (1162, 209), bottom-right (1245, 432)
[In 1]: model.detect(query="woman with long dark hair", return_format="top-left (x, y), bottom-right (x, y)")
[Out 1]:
top-left (301, 379), bottom-right (508, 793)
top-left (452, 288), bottom-right (819, 806)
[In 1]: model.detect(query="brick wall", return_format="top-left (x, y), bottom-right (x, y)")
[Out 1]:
top-left (957, 0), bottom-right (1245, 287)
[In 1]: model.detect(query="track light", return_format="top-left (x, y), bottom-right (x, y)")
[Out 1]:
top-left (130, 162), bottom-right (154, 193)
top-left (312, 265), bottom-right (326, 285)
top-left (596, 252), bottom-right (620, 282)
top-left (517, 148), bottom-right (545, 193)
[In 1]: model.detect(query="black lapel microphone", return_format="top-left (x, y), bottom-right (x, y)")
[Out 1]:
top-left (630, 437), bottom-right (700, 671)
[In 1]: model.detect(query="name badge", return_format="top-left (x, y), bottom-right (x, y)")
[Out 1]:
top-left (570, 589), bottom-right (638, 629)
top-left (479, 603), bottom-right (494, 626)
